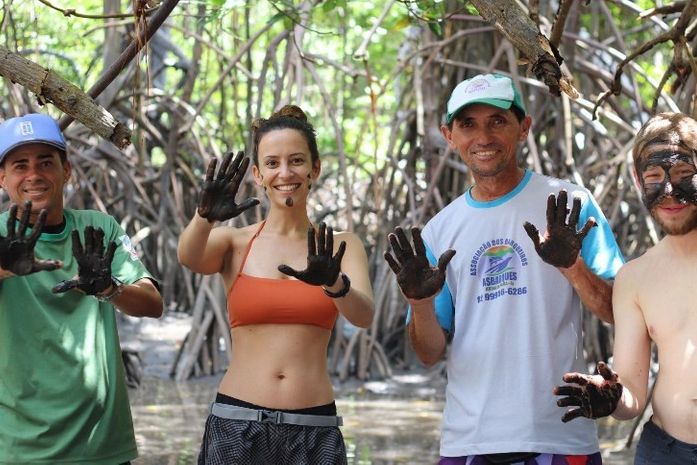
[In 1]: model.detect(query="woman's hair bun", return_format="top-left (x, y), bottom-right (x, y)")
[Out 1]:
top-left (250, 105), bottom-right (309, 133)
top-left (250, 117), bottom-right (266, 132)
top-left (272, 104), bottom-right (307, 122)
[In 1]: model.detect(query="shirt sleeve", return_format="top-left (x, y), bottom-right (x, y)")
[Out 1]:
top-left (404, 244), bottom-right (455, 334)
top-left (578, 193), bottom-right (625, 280)
top-left (105, 216), bottom-right (158, 287)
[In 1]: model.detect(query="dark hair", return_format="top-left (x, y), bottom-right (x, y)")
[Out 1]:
top-left (633, 112), bottom-right (697, 168)
top-left (510, 105), bottom-right (526, 123)
top-left (251, 105), bottom-right (319, 165)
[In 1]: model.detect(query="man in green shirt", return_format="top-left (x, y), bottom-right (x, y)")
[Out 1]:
top-left (0, 113), bottom-right (163, 464)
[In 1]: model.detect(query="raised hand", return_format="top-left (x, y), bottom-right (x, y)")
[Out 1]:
top-left (384, 227), bottom-right (455, 301)
top-left (198, 151), bottom-right (260, 223)
top-left (52, 226), bottom-right (116, 295)
top-left (0, 201), bottom-right (62, 275)
top-left (523, 190), bottom-right (596, 268)
top-left (554, 361), bottom-right (623, 423)
top-left (278, 222), bottom-right (346, 287)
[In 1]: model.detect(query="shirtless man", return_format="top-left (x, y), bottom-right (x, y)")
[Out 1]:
top-left (554, 112), bottom-right (697, 464)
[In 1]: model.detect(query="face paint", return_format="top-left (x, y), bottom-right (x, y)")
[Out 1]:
top-left (285, 197), bottom-right (294, 207)
top-left (638, 151), bottom-right (697, 209)
top-left (307, 173), bottom-right (312, 190)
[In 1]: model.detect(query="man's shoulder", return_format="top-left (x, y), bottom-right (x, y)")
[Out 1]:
top-left (424, 192), bottom-right (469, 229)
top-left (528, 171), bottom-right (590, 197)
top-left (66, 208), bottom-right (117, 226)
top-left (616, 250), bottom-right (652, 281)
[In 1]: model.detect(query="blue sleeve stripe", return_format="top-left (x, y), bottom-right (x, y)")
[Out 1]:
top-left (405, 244), bottom-right (455, 333)
top-left (578, 195), bottom-right (625, 280)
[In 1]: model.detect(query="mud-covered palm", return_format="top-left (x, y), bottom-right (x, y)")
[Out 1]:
top-left (198, 151), bottom-right (260, 223)
top-left (554, 361), bottom-right (623, 423)
top-left (52, 226), bottom-right (116, 295)
top-left (523, 190), bottom-right (596, 268)
top-left (278, 222), bottom-right (346, 286)
top-left (384, 227), bottom-right (455, 301)
top-left (0, 202), bottom-right (62, 275)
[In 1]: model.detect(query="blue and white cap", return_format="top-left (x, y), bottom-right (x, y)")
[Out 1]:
top-left (0, 113), bottom-right (66, 164)
top-left (446, 73), bottom-right (527, 123)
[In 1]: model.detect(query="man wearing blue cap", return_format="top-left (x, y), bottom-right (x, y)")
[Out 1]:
top-left (0, 113), bottom-right (163, 464)
top-left (384, 74), bottom-right (624, 464)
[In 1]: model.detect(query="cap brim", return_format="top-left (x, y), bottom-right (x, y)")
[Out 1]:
top-left (446, 98), bottom-right (514, 123)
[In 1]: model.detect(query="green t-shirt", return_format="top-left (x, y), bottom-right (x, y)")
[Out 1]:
top-left (0, 209), bottom-right (155, 464)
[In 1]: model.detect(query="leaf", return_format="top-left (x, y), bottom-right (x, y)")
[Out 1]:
top-left (428, 21), bottom-right (443, 39)
top-left (394, 16), bottom-right (412, 31)
top-left (321, 0), bottom-right (338, 13)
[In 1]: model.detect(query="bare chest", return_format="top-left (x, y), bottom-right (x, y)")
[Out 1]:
top-left (635, 261), bottom-right (697, 344)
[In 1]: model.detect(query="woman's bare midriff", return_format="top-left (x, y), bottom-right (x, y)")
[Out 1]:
top-left (218, 323), bottom-right (335, 410)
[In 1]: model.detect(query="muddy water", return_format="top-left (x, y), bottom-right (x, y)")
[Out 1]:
top-left (128, 376), bottom-right (637, 465)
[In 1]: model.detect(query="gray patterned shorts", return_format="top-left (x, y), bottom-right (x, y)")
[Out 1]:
top-left (197, 409), bottom-right (348, 465)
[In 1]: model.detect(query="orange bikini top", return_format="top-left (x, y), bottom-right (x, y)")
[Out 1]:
top-left (227, 221), bottom-right (339, 330)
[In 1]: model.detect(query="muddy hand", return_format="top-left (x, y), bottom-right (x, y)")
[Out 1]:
top-left (523, 190), bottom-right (596, 268)
top-left (52, 227), bottom-right (116, 295)
top-left (0, 201), bottom-right (62, 275)
top-left (554, 361), bottom-right (623, 422)
top-left (278, 222), bottom-right (346, 286)
top-left (384, 226), bottom-right (455, 300)
top-left (198, 151), bottom-right (260, 223)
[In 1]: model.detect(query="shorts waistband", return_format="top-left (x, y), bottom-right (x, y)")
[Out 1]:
top-left (645, 419), bottom-right (697, 449)
top-left (210, 402), bottom-right (343, 427)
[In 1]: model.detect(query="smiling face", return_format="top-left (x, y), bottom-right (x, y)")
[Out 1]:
top-left (441, 103), bottom-right (531, 181)
top-left (252, 128), bottom-right (320, 208)
top-left (0, 143), bottom-right (71, 225)
top-left (636, 144), bottom-right (697, 235)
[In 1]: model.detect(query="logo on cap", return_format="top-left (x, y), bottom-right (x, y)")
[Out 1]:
top-left (465, 79), bottom-right (490, 95)
top-left (19, 122), bottom-right (34, 136)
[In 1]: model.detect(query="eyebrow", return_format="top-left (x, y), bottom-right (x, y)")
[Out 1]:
top-left (262, 153), bottom-right (307, 159)
top-left (9, 152), bottom-right (56, 165)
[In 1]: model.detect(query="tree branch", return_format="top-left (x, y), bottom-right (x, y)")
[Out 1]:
top-left (592, 0), bottom-right (697, 118)
top-left (468, 0), bottom-right (578, 98)
top-left (58, 0), bottom-right (181, 130)
top-left (38, 0), bottom-right (160, 20)
top-left (549, 0), bottom-right (575, 50)
top-left (0, 46), bottom-right (131, 149)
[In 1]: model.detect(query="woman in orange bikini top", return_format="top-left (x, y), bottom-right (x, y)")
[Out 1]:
top-left (178, 105), bottom-right (375, 464)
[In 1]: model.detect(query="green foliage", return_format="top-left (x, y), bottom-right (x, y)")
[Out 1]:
top-left (0, 0), bottom-right (681, 176)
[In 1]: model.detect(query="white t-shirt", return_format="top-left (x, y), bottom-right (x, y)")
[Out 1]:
top-left (420, 170), bottom-right (624, 456)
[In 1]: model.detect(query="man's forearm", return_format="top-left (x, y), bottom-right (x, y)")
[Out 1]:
top-left (408, 299), bottom-right (447, 366)
top-left (109, 278), bottom-right (163, 318)
top-left (559, 258), bottom-right (614, 324)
